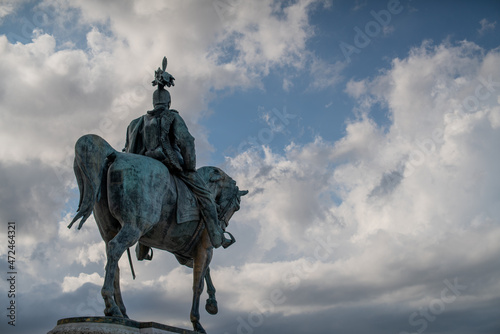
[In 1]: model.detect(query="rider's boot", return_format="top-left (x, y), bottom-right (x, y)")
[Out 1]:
top-left (205, 220), bottom-right (234, 249)
top-left (136, 243), bottom-right (153, 261)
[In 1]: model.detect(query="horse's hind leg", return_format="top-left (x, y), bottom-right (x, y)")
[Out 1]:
top-left (190, 230), bottom-right (213, 334)
top-left (205, 267), bottom-right (218, 315)
top-left (104, 241), bottom-right (129, 318)
top-left (102, 225), bottom-right (141, 317)
top-left (113, 266), bottom-right (128, 318)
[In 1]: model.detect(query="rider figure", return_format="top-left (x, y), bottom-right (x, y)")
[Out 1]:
top-left (123, 57), bottom-right (234, 251)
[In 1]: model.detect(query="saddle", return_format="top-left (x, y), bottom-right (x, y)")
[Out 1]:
top-left (173, 175), bottom-right (200, 224)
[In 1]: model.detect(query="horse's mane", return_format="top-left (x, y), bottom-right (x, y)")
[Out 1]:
top-left (198, 166), bottom-right (231, 192)
top-left (198, 166), bottom-right (229, 183)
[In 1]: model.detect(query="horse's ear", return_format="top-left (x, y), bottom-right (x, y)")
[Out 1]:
top-left (239, 190), bottom-right (249, 196)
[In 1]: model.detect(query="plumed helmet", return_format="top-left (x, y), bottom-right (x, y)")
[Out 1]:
top-left (152, 57), bottom-right (175, 88)
top-left (153, 88), bottom-right (171, 109)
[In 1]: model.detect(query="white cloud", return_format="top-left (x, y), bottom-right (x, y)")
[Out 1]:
top-left (0, 0), bottom-right (327, 170)
top-left (0, 1), bottom-right (330, 331)
top-left (308, 57), bottom-right (346, 90)
top-left (282, 78), bottom-right (293, 92)
top-left (0, 33), bottom-right (118, 167)
top-left (382, 24), bottom-right (395, 36)
top-left (62, 272), bottom-right (103, 292)
top-left (345, 78), bottom-right (367, 98)
top-left (223, 40), bottom-right (500, 328)
top-left (1, 1), bottom-right (499, 333)
top-left (478, 18), bottom-right (496, 35)
top-left (211, 0), bottom-right (318, 74)
top-left (352, 0), bottom-right (367, 12)
top-left (0, 0), bottom-right (26, 23)
top-left (77, 241), bottom-right (105, 266)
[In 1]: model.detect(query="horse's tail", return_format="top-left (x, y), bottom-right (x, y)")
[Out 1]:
top-left (68, 134), bottom-right (117, 230)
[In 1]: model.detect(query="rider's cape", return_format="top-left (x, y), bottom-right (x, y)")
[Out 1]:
top-left (124, 110), bottom-right (199, 225)
top-left (123, 115), bottom-right (146, 155)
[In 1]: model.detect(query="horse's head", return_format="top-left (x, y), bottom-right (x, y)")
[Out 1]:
top-left (198, 166), bottom-right (248, 230)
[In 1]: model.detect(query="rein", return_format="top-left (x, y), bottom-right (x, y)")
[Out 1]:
top-left (217, 186), bottom-right (239, 230)
top-left (127, 248), bottom-right (136, 280)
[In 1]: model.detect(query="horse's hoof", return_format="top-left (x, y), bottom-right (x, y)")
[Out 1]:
top-left (205, 298), bottom-right (218, 315)
top-left (104, 306), bottom-right (123, 318)
top-left (192, 321), bottom-right (206, 333)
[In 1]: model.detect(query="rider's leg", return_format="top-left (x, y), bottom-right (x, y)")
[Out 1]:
top-left (178, 171), bottom-right (232, 248)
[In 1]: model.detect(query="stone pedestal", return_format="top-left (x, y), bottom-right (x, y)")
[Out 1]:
top-left (48, 317), bottom-right (200, 334)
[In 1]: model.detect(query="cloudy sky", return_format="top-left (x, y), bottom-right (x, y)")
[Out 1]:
top-left (1, 0), bottom-right (500, 333)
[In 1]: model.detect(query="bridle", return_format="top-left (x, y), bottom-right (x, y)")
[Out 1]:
top-left (217, 185), bottom-right (240, 231)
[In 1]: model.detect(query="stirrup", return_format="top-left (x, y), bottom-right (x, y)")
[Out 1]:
top-left (221, 231), bottom-right (236, 249)
top-left (144, 247), bottom-right (153, 261)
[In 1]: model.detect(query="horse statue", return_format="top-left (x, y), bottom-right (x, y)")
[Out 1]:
top-left (68, 133), bottom-right (247, 333)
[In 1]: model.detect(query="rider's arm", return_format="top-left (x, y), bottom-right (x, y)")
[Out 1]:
top-left (172, 114), bottom-right (196, 171)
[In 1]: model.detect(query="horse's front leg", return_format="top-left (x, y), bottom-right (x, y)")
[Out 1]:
top-left (102, 225), bottom-right (141, 317)
top-left (205, 267), bottom-right (218, 315)
top-left (190, 230), bottom-right (213, 334)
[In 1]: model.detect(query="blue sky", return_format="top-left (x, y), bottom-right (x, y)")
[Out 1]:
top-left (204, 0), bottom-right (500, 164)
top-left (0, 1), bottom-right (500, 334)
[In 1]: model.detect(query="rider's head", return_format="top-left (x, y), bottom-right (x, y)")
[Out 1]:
top-left (153, 88), bottom-right (171, 110)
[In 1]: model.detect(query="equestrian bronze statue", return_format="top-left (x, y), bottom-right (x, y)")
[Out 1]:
top-left (69, 57), bottom-right (247, 333)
